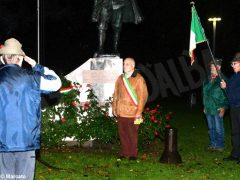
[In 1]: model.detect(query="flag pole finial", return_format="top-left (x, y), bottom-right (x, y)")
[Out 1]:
top-left (190, 1), bottom-right (195, 5)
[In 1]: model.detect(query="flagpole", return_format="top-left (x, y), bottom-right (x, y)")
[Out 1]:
top-left (37, 0), bottom-right (40, 64)
top-left (206, 39), bottom-right (227, 95)
top-left (206, 40), bottom-right (223, 80)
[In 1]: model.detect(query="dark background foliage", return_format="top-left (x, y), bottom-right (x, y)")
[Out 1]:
top-left (0, 0), bottom-right (240, 74)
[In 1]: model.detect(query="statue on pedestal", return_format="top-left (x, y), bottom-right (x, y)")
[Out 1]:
top-left (92, 0), bottom-right (143, 57)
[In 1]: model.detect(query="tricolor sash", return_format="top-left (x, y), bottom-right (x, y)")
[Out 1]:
top-left (122, 74), bottom-right (138, 106)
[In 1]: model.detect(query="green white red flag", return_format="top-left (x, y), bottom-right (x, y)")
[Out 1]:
top-left (189, 4), bottom-right (207, 65)
top-left (59, 87), bottom-right (73, 94)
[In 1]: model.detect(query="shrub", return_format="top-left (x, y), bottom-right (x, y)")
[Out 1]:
top-left (138, 105), bottom-right (172, 150)
top-left (41, 77), bottom-right (117, 148)
top-left (41, 77), bottom-right (172, 150)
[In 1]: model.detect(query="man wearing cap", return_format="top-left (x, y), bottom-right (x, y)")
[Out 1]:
top-left (202, 58), bottom-right (228, 152)
top-left (0, 38), bottom-right (62, 179)
top-left (221, 52), bottom-right (240, 162)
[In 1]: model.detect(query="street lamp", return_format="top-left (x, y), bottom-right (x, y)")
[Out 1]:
top-left (208, 17), bottom-right (221, 56)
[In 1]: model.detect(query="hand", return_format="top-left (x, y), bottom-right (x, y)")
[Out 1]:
top-left (0, 56), bottom-right (4, 64)
top-left (112, 111), bottom-right (117, 117)
top-left (218, 108), bottom-right (225, 117)
top-left (135, 114), bottom-right (142, 118)
top-left (24, 56), bottom-right (36, 67)
top-left (220, 80), bottom-right (226, 89)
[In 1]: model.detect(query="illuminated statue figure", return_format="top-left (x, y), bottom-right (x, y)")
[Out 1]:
top-left (92, 0), bottom-right (143, 56)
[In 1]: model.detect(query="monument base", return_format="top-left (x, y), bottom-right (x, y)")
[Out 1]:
top-left (93, 52), bottom-right (120, 58)
top-left (65, 55), bottom-right (123, 103)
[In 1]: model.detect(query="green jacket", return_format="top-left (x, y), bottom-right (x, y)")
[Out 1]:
top-left (202, 75), bottom-right (228, 115)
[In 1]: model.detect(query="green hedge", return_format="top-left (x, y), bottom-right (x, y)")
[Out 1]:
top-left (41, 77), bottom-right (172, 150)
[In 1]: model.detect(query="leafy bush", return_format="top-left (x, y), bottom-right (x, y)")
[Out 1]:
top-left (138, 105), bottom-right (172, 150)
top-left (41, 77), bottom-right (117, 148)
top-left (41, 77), bottom-right (172, 150)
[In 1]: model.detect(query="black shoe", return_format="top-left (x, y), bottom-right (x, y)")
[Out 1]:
top-left (129, 156), bottom-right (137, 161)
top-left (207, 146), bottom-right (215, 152)
top-left (214, 148), bottom-right (224, 152)
top-left (223, 156), bottom-right (239, 161)
top-left (118, 156), bottom-right (125, 159)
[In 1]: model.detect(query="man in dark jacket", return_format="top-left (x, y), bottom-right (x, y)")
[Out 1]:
top-left (92, 0), bottom-right (143, 56)
top-left (0, 38), bottom-right (62, 179)
top-left (221, 52), bottom-right (240, 163)
top-left (202, 59), bottom-right (228, 152)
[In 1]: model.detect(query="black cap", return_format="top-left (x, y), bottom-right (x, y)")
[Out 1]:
top-left (209, 58), bottom-right (222, 66)
top-left (231, 52), bottom-right (240, 62)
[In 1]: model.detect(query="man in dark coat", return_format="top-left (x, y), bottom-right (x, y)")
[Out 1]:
top-left (221, 52), bottom-right (240, 163)
top-left (92, 0), bottom-right (143, 56)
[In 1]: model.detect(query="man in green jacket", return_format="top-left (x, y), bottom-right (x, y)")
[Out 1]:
top-left (202, 59), bottom-right (228, 152)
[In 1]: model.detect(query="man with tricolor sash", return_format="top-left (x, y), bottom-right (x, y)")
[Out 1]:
top-left (112, 57), bottom-right (148, 160)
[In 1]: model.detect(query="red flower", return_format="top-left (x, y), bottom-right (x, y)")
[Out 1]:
top-left (165, 115), bottom-right (171, 121)
top-left (154, 131), bottom-right (159, 136)
top-left (151, 115), bottom-right (155, 121)
top-left (83, 105), bottom-right (88, 110)
top-left (165, 124), bottom-right (171, 128)
top-left (85, 101), bottom-right (91, 105)
top-left (72, 101), bottom-right (76, 107)
top-left (145, 107), bottom-right (150, 111)
top-left (151, 109), bottom-right (157, 114)
top-left (156, 104), bottom-right (161, 107)
top-left (61, 118), bottom-right (66, 123)
top-left (0, 44), bottom-right (4, 49)
top-left (154, 120), bottom-right (158, 123)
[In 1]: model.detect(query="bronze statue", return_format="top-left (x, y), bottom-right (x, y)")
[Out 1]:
top-left (92, 0), bottom-right (143, 56)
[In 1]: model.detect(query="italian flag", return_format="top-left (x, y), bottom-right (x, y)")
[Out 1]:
top-left (189, 4), bottom-right (207, 65)
top-left (59, 87), bottom-right (73, 94)
top-left (59, 84), bottom-right (81, 94)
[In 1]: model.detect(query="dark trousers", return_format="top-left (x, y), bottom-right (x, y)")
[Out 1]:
top-left (230, 107), bottom-right (240, 157)
top-left (117, 117), bottom-right (139, 158)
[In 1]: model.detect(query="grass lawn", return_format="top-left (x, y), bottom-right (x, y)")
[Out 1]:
top-left (35, 97), bottom-right (240, 180)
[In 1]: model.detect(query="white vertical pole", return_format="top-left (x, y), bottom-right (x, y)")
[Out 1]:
top-left (212, 21), bottom-right (216, 56)
top-left (37, 0), bottom-right (40, 64)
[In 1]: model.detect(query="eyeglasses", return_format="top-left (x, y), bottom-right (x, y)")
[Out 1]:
top-left (231, 62), bottom-right (240, 66)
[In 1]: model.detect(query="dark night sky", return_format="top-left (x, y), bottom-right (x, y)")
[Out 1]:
top-left (0, 0), bottom-right (240, 74)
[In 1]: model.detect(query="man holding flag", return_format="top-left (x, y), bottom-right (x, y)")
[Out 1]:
top-left (190, 2), bottom-right (230, 154)
top-left (112, 57), bottom-right (148, 160)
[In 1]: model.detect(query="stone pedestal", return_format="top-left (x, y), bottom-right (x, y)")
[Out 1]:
top-left (65, 55), bottom-right (123, 107)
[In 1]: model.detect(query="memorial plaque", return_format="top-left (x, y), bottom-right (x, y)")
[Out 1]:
top-left (65, 56), bottom-right (123, 102)
top-left (83, 70), bottom-right (119, 83)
